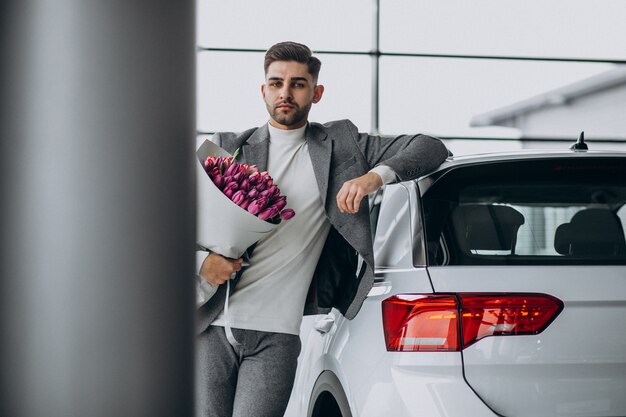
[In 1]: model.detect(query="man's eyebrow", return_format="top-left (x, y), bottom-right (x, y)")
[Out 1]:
top-left (267, 76), bottom-right (310, 83)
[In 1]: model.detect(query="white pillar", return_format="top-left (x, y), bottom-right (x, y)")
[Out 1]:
top-left (0, 2), bottom-right (196, 416)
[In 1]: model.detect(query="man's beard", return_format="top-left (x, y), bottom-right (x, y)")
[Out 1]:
top-left (267, 101), bottom-right (311, 127)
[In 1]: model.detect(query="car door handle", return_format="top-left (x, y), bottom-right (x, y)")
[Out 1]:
top-left (314, 313), bottom-right (335, 334)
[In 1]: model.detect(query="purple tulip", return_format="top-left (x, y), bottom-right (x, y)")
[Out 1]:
top-left (231, 190), bottom-right (246, 205)
top-left (225, 181), bottom-right (239, 191)
top-left (247, 189), bottom-right (259, 200)
top-left (204, 158), bottom-right (215, 171)
top-left (232, 172), bottom-right (244, 183)
top-left (261, 174), bottom-right (270, 181)
top-left (247, 197), bottom-right (268, 215)
top-left (248, 172), bottom-right (260, 185)
top-left (258, 206), bottom-right (280, 221)
top-left (239, 179), bottom-right (250, 191)
top-left (212, 175), bottom-right (224, 189)
top-left (224, 188), bottom-right (234, 198)
top-left (225, 162), bottom-right (240, 177)
top-left (240, 199), bottom-right (251, 210)
top-left (256, 181), bottom-right (267, 192)
top-left (273, 196), bottom-right (287, 210)
top-left (260, 172), bottom-right (273, 187)
top-left (280, 209), bottom-right (295, 220)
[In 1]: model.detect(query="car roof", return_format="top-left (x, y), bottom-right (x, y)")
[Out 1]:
top-left (417, 149), bottom-right (626, 194)
top-left (436, 149), bottom-right (626, 171)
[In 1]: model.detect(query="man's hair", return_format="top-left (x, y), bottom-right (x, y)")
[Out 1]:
top-left (264, 41), bottom-right (322, 82)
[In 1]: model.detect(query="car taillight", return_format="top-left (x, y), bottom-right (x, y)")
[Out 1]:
top-left (382, 293), bottom-right (563, 352)
top-left (382, 294), bottom-right (459, 352)
top-left (459, 293), bottom-right (564, 348)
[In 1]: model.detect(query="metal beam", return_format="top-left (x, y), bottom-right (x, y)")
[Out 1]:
top-left (196, 47), bottom-right (626, 65)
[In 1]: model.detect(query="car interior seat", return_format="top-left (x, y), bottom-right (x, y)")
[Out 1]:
top-left (452, 204), bottom-right (526, 255)
top-left (554, 208), bottom-right (626, 257)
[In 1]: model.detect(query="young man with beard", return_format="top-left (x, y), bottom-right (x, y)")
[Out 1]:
top-left (196, 41), bottom-right (449, 417)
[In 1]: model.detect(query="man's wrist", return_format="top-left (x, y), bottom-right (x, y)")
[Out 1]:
top-left (369, 165), bottom-right (397, 185)
top-left (196, 250), bottom-right (211, 277)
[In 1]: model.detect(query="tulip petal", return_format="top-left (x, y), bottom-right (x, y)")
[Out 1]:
top-left (280, 209), bottom-right (295, 220)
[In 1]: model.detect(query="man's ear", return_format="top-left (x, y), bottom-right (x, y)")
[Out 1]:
top-left (261, 84), bottom-right (266, 99)
top-left (312, 85), bottom-right (324, 104)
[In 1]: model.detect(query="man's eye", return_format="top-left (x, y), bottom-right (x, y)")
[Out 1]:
top-left (293, 83), bottom-right (305, 88)
top-left (270, 82), bottom-right (282, 88)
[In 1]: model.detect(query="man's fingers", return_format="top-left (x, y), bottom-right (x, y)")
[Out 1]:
top-left (352, 192), bottom-right (365, 213)
top-left (345, 187), bottom-right (358, 212)
top-left (200, 255), bottom-right (245, 286)
top-left (338, 183), bottom-right (363, 213)
top-left (348, 188), bottom-right (363, 213)
top-left (337, 171), bottom-right (384, 213)
top-left (229, 257), bottom-right (244, 271)
top-left (336, 185), bottom-right (348, 213)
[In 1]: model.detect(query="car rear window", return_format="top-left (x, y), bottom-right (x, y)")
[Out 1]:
top-left (422, 157), bottom-right (626, 265)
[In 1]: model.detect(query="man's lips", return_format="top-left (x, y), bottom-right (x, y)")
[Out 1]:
top-left (276, 103), bottom-right (296, 110)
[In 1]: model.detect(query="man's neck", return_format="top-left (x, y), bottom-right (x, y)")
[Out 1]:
top-left (267, 123), bottom-right (307, 143)
top-left (268, 119), bottom-right (308, 130)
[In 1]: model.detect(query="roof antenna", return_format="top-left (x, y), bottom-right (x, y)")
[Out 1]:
top-left (570, 131), bottom-right (588, 151)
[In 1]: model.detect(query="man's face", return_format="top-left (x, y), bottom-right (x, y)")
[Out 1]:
top-left (262, 60), bottom-right (324, 130)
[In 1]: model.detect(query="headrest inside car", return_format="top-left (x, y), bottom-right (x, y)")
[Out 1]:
top-left (554, 208), bottom-right (626, 256)
top-left (452, 204), bottom-right (525, 253)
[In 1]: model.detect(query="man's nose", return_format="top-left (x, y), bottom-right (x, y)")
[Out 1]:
top-left (279, 85), bottom-right (292, 100)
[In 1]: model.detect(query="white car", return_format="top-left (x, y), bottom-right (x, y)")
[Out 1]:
top-left (286, 146), bottom-right (626, 417)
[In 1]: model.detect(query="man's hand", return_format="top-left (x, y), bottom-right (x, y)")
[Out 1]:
top-left (336, 171), bottom-right (383, 214)
top-left (199, 253), bottom-right (244, 286)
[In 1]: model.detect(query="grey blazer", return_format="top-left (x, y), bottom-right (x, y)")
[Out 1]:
top-left (196, 119), bottom-right (449, 334)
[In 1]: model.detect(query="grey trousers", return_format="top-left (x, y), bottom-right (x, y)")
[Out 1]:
top-left (196, 325), bottom-right (301, 417)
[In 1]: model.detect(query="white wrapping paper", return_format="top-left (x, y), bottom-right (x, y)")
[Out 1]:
top-left (195, 139), bottom-right (277, 305)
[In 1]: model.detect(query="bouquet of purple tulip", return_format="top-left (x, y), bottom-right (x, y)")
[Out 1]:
top-left (196, 140), bottom-right (296, 305)
top-left (203, 152), bottom-right (295, 224)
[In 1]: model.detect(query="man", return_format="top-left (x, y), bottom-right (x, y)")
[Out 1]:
top-left (196, 41), bottom-right (449, 417)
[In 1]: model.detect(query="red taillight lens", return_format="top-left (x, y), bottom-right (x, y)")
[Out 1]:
top-left (459, 293), bottom-right (564, 348)
top-left (382, 294), bottom-right (460, 352)
top-left (382, 293), bottom-right (563, 352)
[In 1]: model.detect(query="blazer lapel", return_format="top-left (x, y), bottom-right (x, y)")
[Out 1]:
top-left (306, 123), bottom-right (331, 206)
top-left (240, 124), bottom-right (269, 172)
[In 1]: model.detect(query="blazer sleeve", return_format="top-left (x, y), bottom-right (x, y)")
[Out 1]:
top-left (342, 120), bottom-right (450, 182)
